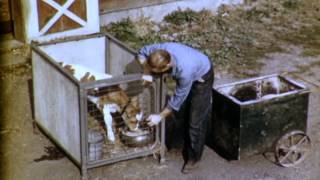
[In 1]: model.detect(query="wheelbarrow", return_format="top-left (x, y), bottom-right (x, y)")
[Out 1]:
top-left (209, 74), bottom-right (311, 167)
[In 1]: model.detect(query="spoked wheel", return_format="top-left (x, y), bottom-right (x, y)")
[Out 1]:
top-left (275, 130), bottom-right (311, 167)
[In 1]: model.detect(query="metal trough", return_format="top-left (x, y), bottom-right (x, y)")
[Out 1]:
top-left (210, 74), bottom-right (310, 167)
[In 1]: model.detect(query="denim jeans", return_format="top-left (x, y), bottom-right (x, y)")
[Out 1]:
top-left (177, 65), bottom-right (214, 162)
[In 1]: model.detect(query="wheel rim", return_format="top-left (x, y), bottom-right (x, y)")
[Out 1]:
top-left (275, 130), bottom-right (311, 167)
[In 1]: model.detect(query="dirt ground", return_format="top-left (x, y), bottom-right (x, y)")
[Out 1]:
top-left (1, 38), bottom-right (320, 180)
top-left (2, 1), bottom-right (320, 180)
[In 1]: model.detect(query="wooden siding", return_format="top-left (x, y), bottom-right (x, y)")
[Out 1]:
top-left (99, 0), bottom-right (180, 13)
top-left (37, 0), bottom-right (87, 35)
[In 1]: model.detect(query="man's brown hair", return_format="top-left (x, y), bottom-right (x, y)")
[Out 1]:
top-left (147, 50), bottom-right (171, 73)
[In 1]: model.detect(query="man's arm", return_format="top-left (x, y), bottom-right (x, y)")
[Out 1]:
top-left (139, 60), bottom-right (152, 86)
top-left (160, 107), bottom-right (172, 119)
top-left (146, 77), bottom-right (192, 126)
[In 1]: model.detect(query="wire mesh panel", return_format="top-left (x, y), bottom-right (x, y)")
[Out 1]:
top-left (84, 76), bottom-right (159, 166)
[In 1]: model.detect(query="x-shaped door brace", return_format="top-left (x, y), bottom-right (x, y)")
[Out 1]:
top-left (39, 0), bottom-right (87, 35)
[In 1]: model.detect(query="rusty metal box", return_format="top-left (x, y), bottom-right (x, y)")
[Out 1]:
top-left (210, 74), bottom-right (310, 160)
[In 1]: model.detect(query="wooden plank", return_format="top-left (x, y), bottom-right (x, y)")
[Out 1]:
top-left (0, 0), bottom-right (12, 34)
top-left (37, 0), bottom-right (58, 31)
top-left (0, 0), bottom-right (11, 21)
top-left (37, 0), bottom-right (87, 35)
top-left (46, 14), bottom-right (82, 35)
top-left (99, 0), bottom-right (180, 14)
top-left (69, 0), bottom-right (87, 21)
top-left (11, 0), bottom-right (25, 40)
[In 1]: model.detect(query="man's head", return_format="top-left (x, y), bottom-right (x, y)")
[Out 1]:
top-left (147, 50), bottom-right (172, 74)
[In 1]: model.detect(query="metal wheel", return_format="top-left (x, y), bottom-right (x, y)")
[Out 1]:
top-left (275, 130), bottom-right (311, 167)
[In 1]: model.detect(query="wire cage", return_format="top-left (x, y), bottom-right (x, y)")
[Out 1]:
top-left (83, 77), bottom-right (161, 167)
top-left (31, 33), bottom-right (166, 179)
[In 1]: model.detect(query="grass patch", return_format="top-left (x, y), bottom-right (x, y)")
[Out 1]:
top-left (103, 0), bottom-right (320, 77)
top-left (279, 26), bottom-right (320, 57)
top-left (163, 8), bottom-right (203, 25)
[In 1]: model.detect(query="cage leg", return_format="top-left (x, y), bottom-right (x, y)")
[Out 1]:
top-left (160, 120), bottom-right (166, 164)
top-left (81, 167), bottom-right (88, 180)
top-left (32, 121), bottom-right (40, 135)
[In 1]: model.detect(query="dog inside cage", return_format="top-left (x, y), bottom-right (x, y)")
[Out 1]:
top-left (86, 80), bottom-right (157, 161)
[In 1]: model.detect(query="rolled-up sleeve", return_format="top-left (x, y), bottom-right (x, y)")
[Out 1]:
top-left (167, 76), bottom-right (193, 111)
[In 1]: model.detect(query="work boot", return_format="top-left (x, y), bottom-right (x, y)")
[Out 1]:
top-left (181, 160), bottom-right (199, 174)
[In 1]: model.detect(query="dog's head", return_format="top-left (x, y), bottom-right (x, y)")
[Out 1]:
top-left (121, 96), bottom-right (144, 131)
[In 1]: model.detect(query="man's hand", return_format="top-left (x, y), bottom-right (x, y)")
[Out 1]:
top-left (146, 114), bottom-right (163, 126)
top-left (137, 57), bottom-right (146, 66)
top-left (142, 75), bottom-right (153, 87)
top-left (142, 75), bottom-right (153, 82)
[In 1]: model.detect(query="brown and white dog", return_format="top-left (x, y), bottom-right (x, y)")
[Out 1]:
top-left (59, 62), bottom-right (143, 142)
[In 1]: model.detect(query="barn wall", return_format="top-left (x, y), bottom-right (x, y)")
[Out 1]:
top-left (14, 0), bottom-right (100, 43)
top-left (99, 0), bottom-right (179, 14)
top-left (100, 0), bottom-right (244, 26)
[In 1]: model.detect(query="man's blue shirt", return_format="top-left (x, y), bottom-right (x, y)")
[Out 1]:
top-left (138, 42), bottom-right (212, 111)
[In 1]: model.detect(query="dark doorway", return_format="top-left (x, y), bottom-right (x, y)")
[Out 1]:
top-left (0, 0), bottom-right (13, 35)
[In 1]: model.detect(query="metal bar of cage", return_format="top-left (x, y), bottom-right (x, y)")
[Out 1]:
top-left (82, 75), bottom-right (161, 169)
top-left (31, 32), bottom-right (166, 179)
top-left (79, 88), bottom-right (89, 178)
